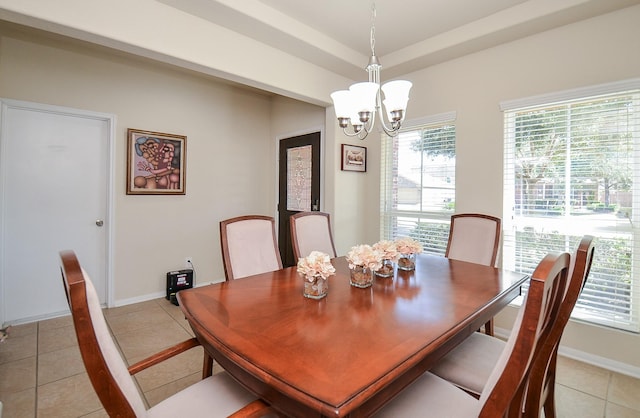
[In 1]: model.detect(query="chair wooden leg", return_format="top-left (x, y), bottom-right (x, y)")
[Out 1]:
top-left (484, 318), bottom-right (494, 336)
top-left (203, 353), bottom-right (213, 378)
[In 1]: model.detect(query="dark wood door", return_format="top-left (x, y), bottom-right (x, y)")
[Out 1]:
top-left (278, 132), bottom-right (321, 267)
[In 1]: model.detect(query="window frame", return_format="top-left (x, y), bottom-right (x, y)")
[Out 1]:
top-left (501, 79), bottom-right (640, 333)
top-left (380, 112), bottom-right (457, 254)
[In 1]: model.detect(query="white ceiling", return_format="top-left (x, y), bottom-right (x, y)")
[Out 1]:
top-left (159, 0), bottom-right (640, 80)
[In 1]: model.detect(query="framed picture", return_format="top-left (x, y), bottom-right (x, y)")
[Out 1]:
top-left (126, 128), bottom-right (187, 195)
top-left (341, 144), bottom-right (367, 172)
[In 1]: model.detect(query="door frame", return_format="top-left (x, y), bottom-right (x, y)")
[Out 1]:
top-left (274, 127), bottom-right (325, 256)
top-left (0, 98), bottom-right (115, 325)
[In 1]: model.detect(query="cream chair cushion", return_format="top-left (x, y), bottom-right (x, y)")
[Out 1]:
top-left (446, 216), bottom-right (500, 266)
top-left (294, 214), bottom-right (336, 259)
top-left (429, 332), bottom-right (504, 395)
top-left (147, 372), bottom-right (257, 417)
top-left (226, 219), bottom-right (281, 279)
top-left (373, 372), bottom-right (480, 417)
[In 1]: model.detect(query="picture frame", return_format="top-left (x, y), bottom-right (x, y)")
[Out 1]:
top-left (126, 128), bottom-right (187, 195)
top-left (341, 144), bottom-right (367, 172)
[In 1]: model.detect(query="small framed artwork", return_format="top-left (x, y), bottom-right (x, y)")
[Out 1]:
top-left (341, 144), bottom-right (367, 172)
top-left (126, 128), bottom-right (187, 195)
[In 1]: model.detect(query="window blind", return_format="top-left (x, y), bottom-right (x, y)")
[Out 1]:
top-left (380, 116), bottom-right (456, 254)
top-left (502, 85), bottom-right (640, 332)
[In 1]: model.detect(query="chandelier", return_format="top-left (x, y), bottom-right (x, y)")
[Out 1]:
top-left (330, 2), bottom-right (412, 140)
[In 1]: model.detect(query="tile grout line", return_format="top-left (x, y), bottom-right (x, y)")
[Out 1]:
top-left (34, 321), bottom-right (39, 418)
top-left (104, 305), bottom-right (153, 409)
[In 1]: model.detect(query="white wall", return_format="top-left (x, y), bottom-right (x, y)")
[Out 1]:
top-left (377, 5), bottom-right (640, 371)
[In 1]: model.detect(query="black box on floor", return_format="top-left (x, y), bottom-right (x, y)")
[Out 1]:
top-left (166, 269), bottom-right (193, 306)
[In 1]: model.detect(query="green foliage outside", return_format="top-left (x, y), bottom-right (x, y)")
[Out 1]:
top-left (408, 221), bottom-right (450, 255)
top-left (515, 231), bottom-right (631, 316)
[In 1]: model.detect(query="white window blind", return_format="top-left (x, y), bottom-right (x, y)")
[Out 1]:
top-left (502, 83), bottom-right (640, 332)
top-left (380, 115), bottom-right (456, 253)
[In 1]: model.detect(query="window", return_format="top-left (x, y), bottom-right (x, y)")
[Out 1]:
top-left (502, 80), bottom-right (640, 332)
top-left (380, 113), bottom-right (456, 253)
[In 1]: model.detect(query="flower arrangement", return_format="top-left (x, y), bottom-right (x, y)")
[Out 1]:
top-left (372, 240), bottom-right (398, 278)
top-left (297, 251), bottom-right (335, 299)
top-left (395, 237), bottom-right (423, 271)
top-left (395, 237), bottom-right (423, 255)
top-left (297, 251), bottom-right (336, 281)
top-left (373, 240), bottom-right (399, 261)
top-left (346, 244), bottom-right (383, 271)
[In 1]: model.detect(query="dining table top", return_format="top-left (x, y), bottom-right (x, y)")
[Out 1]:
top-left (178, 253), bottom-right (528, 417)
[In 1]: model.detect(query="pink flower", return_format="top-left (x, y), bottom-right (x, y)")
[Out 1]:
top-left (346, 244), bottom-right (383, 271)
top-left (373, 240), bottom-right (399, 261)
top-left (395, 237), bottom-right (423, 255)
top-left (297, 251), bottom-right (336, 281)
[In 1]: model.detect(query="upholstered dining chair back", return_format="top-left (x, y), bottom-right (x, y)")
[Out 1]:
top-left (478, 251), bottom-right (570, 417)
top-left (445, 213), bottom-right (502, 335)
top-left (445, 213), bottom-right (501, 267)
top-left (220, 215), bottom-right (283, 281)
top-left (290, 211), bottom-right (337, 262)
top-left (524, 235), bottom-right (595, 417)
top-left (60, 250), bottom-right (272, 418)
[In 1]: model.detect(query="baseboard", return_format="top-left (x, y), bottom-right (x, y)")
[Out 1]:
top-left (494, 326), bottom-right (640, 379)
top-left (112, 280), bottom-right (221, 307)
top-left (112, 291), bottom-right (165, 307)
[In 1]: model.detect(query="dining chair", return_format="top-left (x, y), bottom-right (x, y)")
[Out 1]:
top-left (220, 215), bottom-right (283, 281)
top-left (445, 213), bottom-right (502, 335)
top-left (289, 211), bottom-right (337, 262)
top-left (430, 235), bottom-right (595, 417)
top-left (59, 250), bottom-right (274, 418)
top-left (373, 251), bottom-right (570, 418)
top-left (524, 235), bottom-right (595, 417)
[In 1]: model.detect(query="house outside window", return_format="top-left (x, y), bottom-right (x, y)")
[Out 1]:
top-left (502, 80), bottom-right (640, 332)
top-left (380, 113), bottom-right (456, 254)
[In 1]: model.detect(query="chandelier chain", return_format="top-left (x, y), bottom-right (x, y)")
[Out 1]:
top-left (370, 1), bottom-right (376, 56)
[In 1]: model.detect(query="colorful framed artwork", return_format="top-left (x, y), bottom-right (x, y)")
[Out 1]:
top-left (126, 128), bottom-right (186, 195)
top-left (341, 144), bottom-right (367, 172)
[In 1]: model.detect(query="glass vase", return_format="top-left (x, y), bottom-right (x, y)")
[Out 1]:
top-left (397, 253), bottom-right (416, 271)
top-left (303, 275), bottom-right (328, 299)
top-left (350, 265), bottom-right (373, 288)
top-left (375, 259), bottom-right (394, 278)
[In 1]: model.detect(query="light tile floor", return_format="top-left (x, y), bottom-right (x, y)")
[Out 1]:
top-left (1, 297), bottom-right (639, 417)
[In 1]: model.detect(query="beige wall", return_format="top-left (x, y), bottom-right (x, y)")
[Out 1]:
top-left (370, 5), bottom-right (640, 371)
top-left (2, 3), bottom-right (640, 374)
top-left (0, 25), bottom-right (323, 302)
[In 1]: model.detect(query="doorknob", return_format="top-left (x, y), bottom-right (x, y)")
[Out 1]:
top-left (96, 220), bottom-right (104, 227)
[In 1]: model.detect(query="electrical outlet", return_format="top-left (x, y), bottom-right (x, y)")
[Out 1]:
top-left (185, 257), bottom-right (193, 268)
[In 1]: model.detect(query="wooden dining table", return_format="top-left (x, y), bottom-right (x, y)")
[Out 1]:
top-left (177, 253), bottom-right (528, 418)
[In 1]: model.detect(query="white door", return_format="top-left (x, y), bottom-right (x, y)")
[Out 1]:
top-left (0, 100), bottom-right (113, 325)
